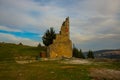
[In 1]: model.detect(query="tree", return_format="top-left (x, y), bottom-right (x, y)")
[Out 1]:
top-left (78, 49), bottom-right (85, 59)
top-left (42, 27), bottom-right (56, 46)
top-left (19, 42), bottom-right (23, 45)
top-left (73, 47), bottom-right (79, 57)
top-left (73, 44), bottom-right (85, 59)
top-left (37, 43), bottom-right (42, 47)
top-left (87, 50), bottom-right (94, 59)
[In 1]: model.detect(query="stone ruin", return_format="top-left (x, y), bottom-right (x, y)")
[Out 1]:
top-left (47, 17), bottom-right (72, 58)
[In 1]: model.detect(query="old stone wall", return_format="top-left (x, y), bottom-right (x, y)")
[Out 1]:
top-left (48, 17), bottom-right (72, 58)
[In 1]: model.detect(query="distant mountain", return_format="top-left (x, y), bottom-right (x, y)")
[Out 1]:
top-left (94, 49), bottom-right (120, 59)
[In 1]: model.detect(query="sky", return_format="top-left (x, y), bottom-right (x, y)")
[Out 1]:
top-left (0, 0), bottom-right (120, 51)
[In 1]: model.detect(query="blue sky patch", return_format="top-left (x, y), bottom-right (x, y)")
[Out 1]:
top-left (0, 30), bottom-right (41, 41)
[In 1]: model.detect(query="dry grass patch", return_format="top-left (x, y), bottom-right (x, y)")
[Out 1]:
top-left (15, 60), bottom-right (36, 64)
top-left (62, 59), bottom-right (91, 64)
top-left (89, 68), bottom-right (120, 80)
top-left (61, 66), bottom-right (76, 69)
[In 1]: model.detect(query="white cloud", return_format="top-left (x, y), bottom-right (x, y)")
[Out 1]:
top-left (0, 33), bottom-right (40, 46)
top-left (0, 0), bottom-right (120, 50)
top-left (71, 33), bottom-right (94, 43)
top-left (76, 0), bottom-right (120, 16)
top-left (71, 32), bottom-right (120, 44)
top-left (72, 33), bottom-right (120, 51)
top-left (0, 0), bottom-right (66, 32)
top-left (0, 25), bottom-right (21, 32)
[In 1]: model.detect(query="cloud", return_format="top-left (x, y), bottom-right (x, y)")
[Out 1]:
top-left (0, 0), bottom-right (120, 51)
top-left (71, 30), bottom-right (120, 43)
top-left (75, 0), bottom-right (120, 16)
top-left (0, 33), bottom-right (40, 46)
top-left (72, 33), bottom-right (120, 51)
top-left (0, 0), bottom-right (66, 33)
top-left (0, 25), bottom-right (21, 32)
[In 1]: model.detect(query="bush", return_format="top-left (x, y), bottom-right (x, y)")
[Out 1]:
top-left (73, 45), bottom-right (85, 59)
top-left (87, 50), bottom-right (94, 59)
top-left (19, 42), bottom-right (23, 45)
top-left (37, 43), bottom-right (42, 47)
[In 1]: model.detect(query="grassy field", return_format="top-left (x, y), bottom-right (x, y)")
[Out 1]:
top-left (0, 43), bottom-right (120, 80)
top-left (0, 60), bottom-right (120, 80)
top-left (0, 42), bottom-right (45, 61)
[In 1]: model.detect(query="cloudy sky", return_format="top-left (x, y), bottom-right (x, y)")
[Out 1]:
top-left (0, 0), bottom-right (120, 51)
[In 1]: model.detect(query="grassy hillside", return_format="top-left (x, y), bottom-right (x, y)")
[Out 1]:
top-left (0, 42), bottom-right (120, 80)
top-left (0, 42), bottom-right (46, 61)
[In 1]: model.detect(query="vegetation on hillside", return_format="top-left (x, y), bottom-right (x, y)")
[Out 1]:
top-left (72, 45), bottom-right (85, 59)
top-left (87, 50), bottom-right (94, 59)
top-left (0, 42), bottom-right (120, 80)
top-left (0, 42), bottom-right (46, 61)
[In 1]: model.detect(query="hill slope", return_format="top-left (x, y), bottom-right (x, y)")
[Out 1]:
top-left (0, 42), bottom-right (46, 61)
top-left (94, 49), bottom-right (120, 59)
top-left (83, 49), bottom-right (120, 59)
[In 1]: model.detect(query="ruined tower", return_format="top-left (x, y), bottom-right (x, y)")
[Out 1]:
top-left (48, 17), bottom-right (72, 58)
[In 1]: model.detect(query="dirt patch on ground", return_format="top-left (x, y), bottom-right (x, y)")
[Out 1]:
top-left (61, 66), bottom-right (76, 69)
top-left (62, 59), bottom-right (91, 64)
top-left (16, 60), bottom-right (36, 64)
top-left (89, 68), bottom-right (120, 80)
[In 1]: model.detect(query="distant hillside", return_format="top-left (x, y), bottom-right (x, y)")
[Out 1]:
top-left (94, 49), bottom-right (120, 59)
top-left (0, 42), bottom-right (46, 61)
top-left (83, 49), bottom-right (120, 59)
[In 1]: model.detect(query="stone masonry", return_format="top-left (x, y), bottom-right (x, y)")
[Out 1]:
top-left (48, 17), bottom-right (72, 58)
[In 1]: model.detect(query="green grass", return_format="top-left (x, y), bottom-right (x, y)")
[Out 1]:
top-left (0, 42), bottom-right (46, 61)
top-left (0, 42), bottom-right (120, 80)
top-left (0, 61), bottom-right (90, 80)
top-left (0, 60), bottom-right (120, 80)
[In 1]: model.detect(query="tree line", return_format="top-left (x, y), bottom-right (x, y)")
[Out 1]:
top-left (73, 44), bottom-right (94, 59)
